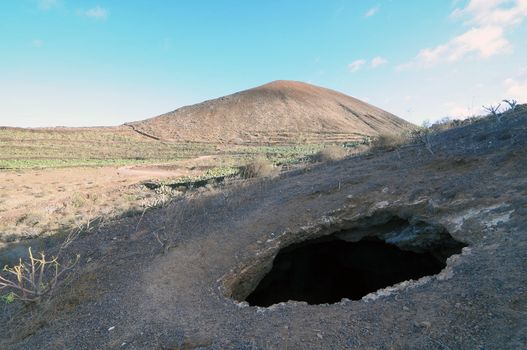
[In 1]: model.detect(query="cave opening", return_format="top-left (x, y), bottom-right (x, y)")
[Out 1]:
top-left (244, 218), bottom-right (466, 307)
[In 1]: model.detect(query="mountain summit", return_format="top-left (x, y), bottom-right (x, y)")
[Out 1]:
top-left (127, 80), bottom-right (414, 144)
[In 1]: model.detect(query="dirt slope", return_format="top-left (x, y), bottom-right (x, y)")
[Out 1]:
top-left (2, 108), bottom-right (526, 349)
top-left (127, 80), bottom-right (414, 144)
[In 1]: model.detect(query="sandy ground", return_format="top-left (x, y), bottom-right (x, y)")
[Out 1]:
top-left (0, 156), bottom-right (221, 244)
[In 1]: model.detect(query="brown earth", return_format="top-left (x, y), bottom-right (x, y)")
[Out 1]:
top-left (127, 80), bottom-right (414, 144)
top-left (0, 156), bottom-right (221, 246)
top-left (1, 109), bottom-right (526, 349)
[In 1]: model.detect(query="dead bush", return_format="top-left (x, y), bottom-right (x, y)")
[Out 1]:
top-left (429, 117), bottom-right (463, 132)
top-left (315, 145), bottom-right (348, 162)
top-left (242, 156), bottom-right (277, 178)
top-left (410, 128), bottom-right (434, 155)
top-left (0, 247), bottom-right (79, 303)
top-left (371, 134), bottom-right (408, 151)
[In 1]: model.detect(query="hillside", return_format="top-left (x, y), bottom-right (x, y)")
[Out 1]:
top-left (2, 108), bottom-right (526, 349)
top-left (127, 80), bottom-right (414, 144)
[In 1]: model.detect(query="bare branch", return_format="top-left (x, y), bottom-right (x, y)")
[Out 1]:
top-left (0, 248), bottom-right (79, 303)
top-left (483, 103), bottom-right (503, 122)
top-left (502, 99), bottom-right (518, 112)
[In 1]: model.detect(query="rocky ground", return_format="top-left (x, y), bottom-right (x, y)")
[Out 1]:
top-left (1, 110), bottom-right (526, 349)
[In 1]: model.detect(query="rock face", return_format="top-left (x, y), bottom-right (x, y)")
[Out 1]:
top-left (2, 108), bottom-right (527, 349)
top-left (126, 80), bottom-right (414, 143)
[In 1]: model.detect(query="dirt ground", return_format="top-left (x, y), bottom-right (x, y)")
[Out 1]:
top-left (1, 111), bottom-right (526, 349)
top-left (0, 155), bottom-right (223, 246)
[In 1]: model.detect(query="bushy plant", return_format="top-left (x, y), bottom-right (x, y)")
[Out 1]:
top-left (242, 156), bottom-right (277, 178)
top-left (371, 134), bottom-right (408, 151)
top-left (314, 145), bottom-right (348, 162)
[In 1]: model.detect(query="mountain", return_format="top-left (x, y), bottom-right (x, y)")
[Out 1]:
top-left (126, 80), bottom-right (414, 144)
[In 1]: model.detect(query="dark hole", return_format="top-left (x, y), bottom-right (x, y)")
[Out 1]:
top-left (245, 223), bottom-right (465, 307)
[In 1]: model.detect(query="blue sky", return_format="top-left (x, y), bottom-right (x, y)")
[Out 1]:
top-left (1, 0), bottom-right (526, 127)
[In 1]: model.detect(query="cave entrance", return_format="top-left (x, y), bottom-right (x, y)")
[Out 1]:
top-left (244, 218), bottom-right (466, 307)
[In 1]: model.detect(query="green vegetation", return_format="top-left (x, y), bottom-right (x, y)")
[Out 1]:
top-left (1, 292), bottom-right (15, 304)
top-left (145, 166), bottom-right (242, 194)
top-left (232, 144), bottom-right (326, 165)
top-left (203, 166), bottom-right (240, 178)
top-left (0, 127), bottom-right (216, 169)
top-left (0, 127), bottom-right (369, 170)
top-left (0, 158), bottom-right (186, 170)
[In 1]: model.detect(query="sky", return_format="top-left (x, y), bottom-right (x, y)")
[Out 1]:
top-left (0, 0), bottom-right (526, 127)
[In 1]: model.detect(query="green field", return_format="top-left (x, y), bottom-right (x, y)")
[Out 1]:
top-left (0, 127), bottom-right (219, 169)
top-left (0, 126), bottom-right (360, 169)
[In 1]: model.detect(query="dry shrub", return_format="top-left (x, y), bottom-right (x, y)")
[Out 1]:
top-left (371, 133), bottom-right (408, 151)
top-left (242, 156), bottom-right (277, 178)
top-left (429, 117), bottom-right (463, 132)
top-left (315, 145), bottom-right (348, 162)
top-left (0, 247), bottom-right (79, 303)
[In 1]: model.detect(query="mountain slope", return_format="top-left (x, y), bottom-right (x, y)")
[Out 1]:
top-left (127, 80), bottom-right (414, 144)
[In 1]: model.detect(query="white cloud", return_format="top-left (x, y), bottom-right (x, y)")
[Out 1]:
top-left (451, 0), bottom-right (527, 27)
top-left (365, 5), bottom-right (380, 18)
top-left (80, 6), bottom-right (109, 20)
top-left (406, 26), bottom-right (510, 68)
top-left (37, 0), bottom-right (60, 10)
top-left (348, 59), bottom-right (366, 73)
top-left (504, 68), bottom-right (527, 101)
top-left (371, 56), bottom-right (388, 68)
top-left (348, 57), bottom-right (388, 72)
top-left (399, 0), bottom-right (526, 69)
